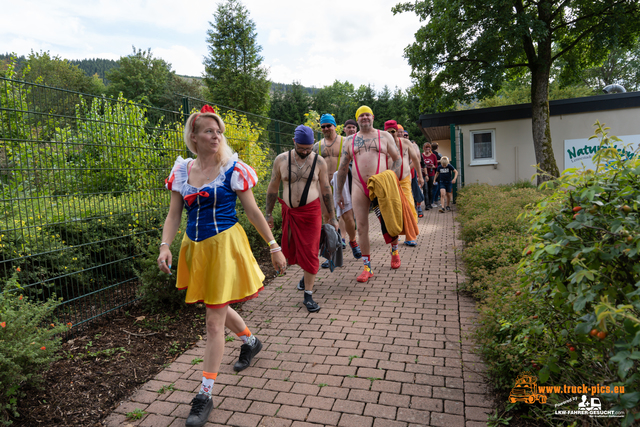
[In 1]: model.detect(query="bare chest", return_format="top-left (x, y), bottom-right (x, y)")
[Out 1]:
top-left (280, 154), bottom-right (319, 186)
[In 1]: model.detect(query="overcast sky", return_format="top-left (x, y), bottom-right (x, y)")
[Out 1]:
top-left (1, 0), bottom-right (424, 91)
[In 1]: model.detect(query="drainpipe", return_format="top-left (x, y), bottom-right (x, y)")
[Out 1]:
top-left (450, 124), bottom-right (457, 202)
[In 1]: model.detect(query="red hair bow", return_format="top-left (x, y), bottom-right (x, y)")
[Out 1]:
top-left (200, 105), bottom-right (215, 114)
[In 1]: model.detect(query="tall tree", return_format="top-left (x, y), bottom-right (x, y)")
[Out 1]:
top-left (559, 42), bottom-right (640, 91)
top-left (270, 81), bottom-right (311, 125)
top-left (106, 47), bottom-right (173, 107)
top-left (393, 0), bottom-right (640, 183)
top-left (204, 0), bottom-right (270, 117)
top-left (311, 80), bottom-right (357, 125)
top-left (22, 50), bottom-right (105, 94)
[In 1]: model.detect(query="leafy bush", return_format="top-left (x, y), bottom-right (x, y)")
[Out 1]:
top-left (456, 184), bottom-right (541, 244)
top-left (1, 194), bottom-right (166, 300)
top-left (518, 123), bottom-right (640, 425)
top-left (135, 219), bottom-right (186, 314)
top-left (52, 95), bottom-right (178, 195)
top-left (458, 123), bottom-right (640, 426)
top-left (0, 274), bottom-right (68, 425)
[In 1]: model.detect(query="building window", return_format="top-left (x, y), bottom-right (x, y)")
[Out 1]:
top-left (470, 130), bottom-right (496, 165)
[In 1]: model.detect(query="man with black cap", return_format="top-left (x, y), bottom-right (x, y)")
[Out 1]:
top-left (314, 114), bottom-right (361, 267)
top-left (344, 119), bottom-right (358, 137)
top-left (265, 125), bottom-right (338, 312)
top-left (336, 106), bottom-right (402, 283)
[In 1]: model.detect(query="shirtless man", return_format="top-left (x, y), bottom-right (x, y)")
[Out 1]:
top-left (385, 121), bottom-right (424, 247)
top-left (344, 119), bottom-right (358, 137)
top-left (336, 106), bottom-right (402, 283)
top-left (265, 125), bottom-right (338, 312)
top-left (314, 114), bottom-right (361, 268)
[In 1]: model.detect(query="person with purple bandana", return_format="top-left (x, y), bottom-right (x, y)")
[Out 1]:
top-left (314, 114), bottom-right (361, 268)
top-left (265, 125), bottom-right (338, 312)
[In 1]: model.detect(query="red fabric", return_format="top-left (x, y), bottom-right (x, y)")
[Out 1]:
top-left (200, 105), bottom-right (216, 114)
top-left (181, 286), bottom-right (263, 309)
top-left (234, 163), bottom-right (256, 191)
top-left (184, 191), bottom-right (210, 206)
top-left (279, 197), bottom-right (322, 274)
top-left (165, 173), bottom-right (175, 190)
top-left (422, 152), bottom-right (438, 177)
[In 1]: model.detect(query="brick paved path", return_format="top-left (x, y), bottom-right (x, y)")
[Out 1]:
top-left (104, 208), bottom-right (493, 427)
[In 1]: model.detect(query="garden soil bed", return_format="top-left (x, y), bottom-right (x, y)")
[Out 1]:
top-left (11, 252), bottom-right (277, 427)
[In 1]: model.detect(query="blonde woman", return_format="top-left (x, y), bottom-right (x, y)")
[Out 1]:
top-left (158, 105), bottom-right (287, 427)
top-left (434, 156), bottom-right (458, 213)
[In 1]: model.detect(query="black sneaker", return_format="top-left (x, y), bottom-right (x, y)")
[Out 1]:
top-left (321, 259), bottom-right (330, 268)
top-left (446, 206), bottom-right (451, 212)
top-left (297, 277), bottom-right (305, 291)
top-left (185, 394), bottom-right (213, 427)
top-left (303, 293), bottom-right (321, 313)
top-left (233, 337), bottom-right (262, 372)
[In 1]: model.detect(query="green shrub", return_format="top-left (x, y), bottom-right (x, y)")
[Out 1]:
top-left (0, 274), bottom-right (68, 425)
top-left (135, 219), bottom-right (186, 314)
top-left (456, 184), bottom-right (542, 244)
top-left (460, 232), bottom-right (528, 297)
top-left (1, 194), bottom-right (166, 301)
top-left (517, 123), bottom-right (640, 425)
top-left (458, 123), bottom-right (640, 426)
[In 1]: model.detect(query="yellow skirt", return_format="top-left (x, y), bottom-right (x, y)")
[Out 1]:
top-left (176, 222), bottom-right (265, 308)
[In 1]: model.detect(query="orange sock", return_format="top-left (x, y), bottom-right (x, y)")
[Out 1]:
top-left (236, 327), bottom-right (252, 344)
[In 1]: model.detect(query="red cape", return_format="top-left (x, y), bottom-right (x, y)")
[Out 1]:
top-left (279, 197), bottom-right (321, 274)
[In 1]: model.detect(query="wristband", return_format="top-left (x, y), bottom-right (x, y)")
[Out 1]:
top-left (268, 240), bottom-right (277, 246)
top-left (159, 242), bottom-right (169, 249)
top-left (270, 247), bottom-right (282, 253)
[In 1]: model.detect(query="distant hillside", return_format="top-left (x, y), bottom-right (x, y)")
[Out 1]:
top-left (69, 58), bottom-right (119, 81)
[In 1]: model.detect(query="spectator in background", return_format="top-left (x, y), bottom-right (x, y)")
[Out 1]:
top-left (343, 119), bottom-right (358, 136)
top-left (421, 142), bottom-right (438, 210)
top-left (434, 156), bottom-right (458, 213)
top-left (430, 142), bottom-right (442, 207)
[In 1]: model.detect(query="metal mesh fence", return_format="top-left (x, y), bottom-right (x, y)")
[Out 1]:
top-left (0, 77), bottom-right (297, 329)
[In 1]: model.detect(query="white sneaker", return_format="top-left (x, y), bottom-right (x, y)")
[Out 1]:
top-left (431, 203), bottom-right (437, 208)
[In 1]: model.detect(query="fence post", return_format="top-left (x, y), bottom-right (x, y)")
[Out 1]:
top-left (182, 97), bottom-right (190, 124)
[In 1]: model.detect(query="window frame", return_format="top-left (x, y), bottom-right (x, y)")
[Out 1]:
top-left (469, 129), bottom-right (497, 165)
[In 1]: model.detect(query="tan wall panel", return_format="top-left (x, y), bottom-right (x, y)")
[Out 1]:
top-left (461, 108), bottom-right (640, 186)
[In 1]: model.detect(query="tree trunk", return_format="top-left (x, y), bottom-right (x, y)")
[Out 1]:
top-left (530, 67), bottom-right (560, 185)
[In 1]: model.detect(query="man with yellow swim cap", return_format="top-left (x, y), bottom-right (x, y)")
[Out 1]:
top-left (335, 106), bottom-right (403, 282)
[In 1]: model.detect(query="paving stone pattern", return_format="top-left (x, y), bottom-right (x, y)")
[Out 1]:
top-left (104, 208), bottom-right (494, 426)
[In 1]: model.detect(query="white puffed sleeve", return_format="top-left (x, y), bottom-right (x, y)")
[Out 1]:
top-left (165, 156), bottom-right (192, 193)
top-left (230, 160), bottom-right (259, 192)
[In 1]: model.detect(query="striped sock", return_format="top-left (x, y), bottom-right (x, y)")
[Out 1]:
top-left (200, 371), bottom-right (217, 397)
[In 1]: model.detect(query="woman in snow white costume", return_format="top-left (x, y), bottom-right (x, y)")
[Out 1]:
top-left (157, 105), bottom-right (287, 427)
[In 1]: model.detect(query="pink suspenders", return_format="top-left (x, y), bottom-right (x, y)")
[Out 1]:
top-left (352, 130), bottom-right (381, 198)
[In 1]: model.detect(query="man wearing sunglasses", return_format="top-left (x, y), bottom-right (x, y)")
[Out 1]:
top-left (314, 114), bottom-right (362, 267)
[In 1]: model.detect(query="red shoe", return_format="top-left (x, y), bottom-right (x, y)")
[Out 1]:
top-left (391, 249), bottom-right (401, 269)
top-left (357, 265), bottom-right (374, 282)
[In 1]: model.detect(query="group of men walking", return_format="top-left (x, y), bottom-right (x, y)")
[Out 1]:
top-left (265, 106), bottom-right (436, 313)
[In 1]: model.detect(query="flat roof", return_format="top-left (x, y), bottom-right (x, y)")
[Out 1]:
top-left (418, 91), bottom-right (640, 128)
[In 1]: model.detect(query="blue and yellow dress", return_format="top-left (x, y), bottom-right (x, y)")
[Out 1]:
top-left (165, 154), bottom-right (265, 308)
